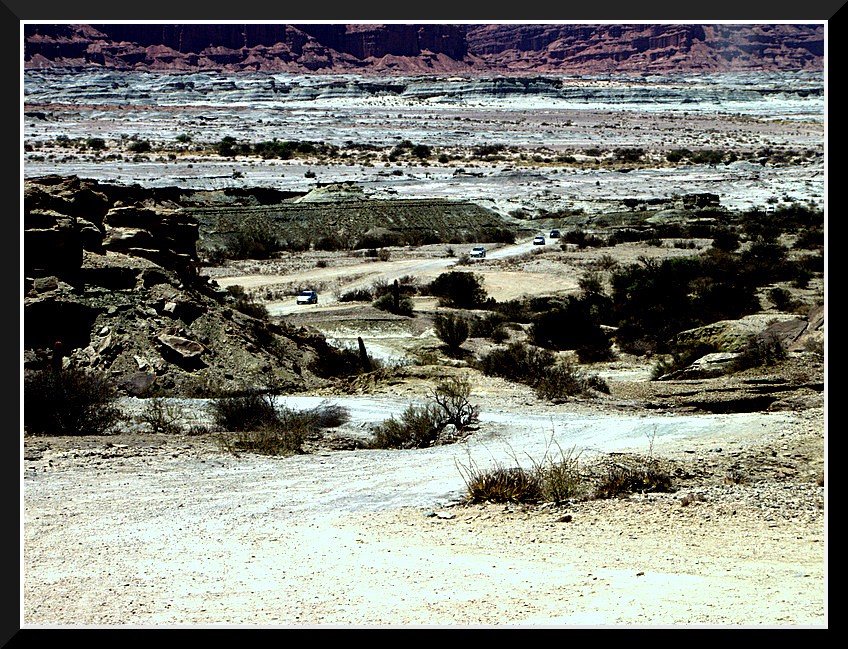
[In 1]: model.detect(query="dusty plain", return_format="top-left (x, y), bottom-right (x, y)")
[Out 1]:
top-left (22, 70), bottom-right (827, 628)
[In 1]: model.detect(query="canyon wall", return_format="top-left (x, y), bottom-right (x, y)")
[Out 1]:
top-left (23, 23), bottom-right (824, 74)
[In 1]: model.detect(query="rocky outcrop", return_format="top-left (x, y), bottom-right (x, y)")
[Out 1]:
top-left (23, 23), bottom-right (824, 74)
top-left (23, 175), bottom-right (359, 397)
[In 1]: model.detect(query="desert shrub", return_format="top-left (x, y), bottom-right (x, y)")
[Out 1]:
top-left (127, 139), bottom-right (152, 153)
top-left (310, 343), bottom-right (376, 377)
top-left (427, 271), bottom-right (487, 309)
top-left (313, 235), bottom-right (346, 251)
top-left (369, 403), bottom-right (443, 449)
top-left (529, 296), bottom-right (612, 356)
top-left (666, 148), bottom-right (692, 163)
top-left (534, 362), bottom-right (584, 400)
top-left (214, 400), bottom-right (349, 456)
top-left (459, 462), bottom-right (543, 504)
top-left (338, 288), bottom-right (374, 302)
top-left (803, 337), bottom-right (824, 358)
top-left (138, 397), bottom-right (184, 435)
top-left (711, 228), bottom-right (741, 252)
top-left (594, 463), bottom-right (675, 498)
top-left (528, 441), bottom-right (586, 504)
top-left (470, 312), bottom-right (508, 341)
top-left (582, 374), bottom-right (611, 394)
top-left (793, 227), bottom-right (824, 250)
top-left (563, 229), bottom-right (606, 248)
top-left (478, 341), bottom-right (556, 385)
top-left (208, 390), bottom-right (280, 432)
top-left (433, 312), bottom-right (470, 354)
top-left (85, 137), bottom-right (107, 150)
top-left (610, 254), bottom-right (759, 354)
top-left (24, 368), bottom-right (123, 436)
top-left (614, 147), bottom-right (644, 162)
top-left (534, 361), bottom-right (608, 400)
top-left (650, 342), bottom-right (718, 380)
top-left (768, 287), bottom-right (797, 311)
top-left (306, 402), bottom-right (351, 429)
top-left (730, 333), bottom-right (787, 372)
top-left (372, 292), bottom-right (415, 316)
top-left (216, 420), bottom-right (306, 456)
top-left (790, 265), bottom-right (813, 289)
top-left (430, 376), bottom-right (479, 429)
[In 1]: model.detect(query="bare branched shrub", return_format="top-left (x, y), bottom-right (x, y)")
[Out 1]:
top-left (431, 376), bottom-right (479, 430)
top-left (138, 397), bottom-right (184, 434)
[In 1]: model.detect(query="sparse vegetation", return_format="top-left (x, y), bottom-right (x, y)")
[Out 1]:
top-left (369, 376), bottom-right (480, 449)
top-left (213, 394), bottom-right (350, 456)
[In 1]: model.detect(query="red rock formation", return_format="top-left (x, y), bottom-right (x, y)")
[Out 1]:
top-left (23, 23), bottom-right (824, 73)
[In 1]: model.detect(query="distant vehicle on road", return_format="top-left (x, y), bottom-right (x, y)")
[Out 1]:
top-left (470, 246), bottom-right (487, 259)
top-left (533, 235), bottom-right (546, 245)
top-left (549, 229), bottom-right (561, 238)
top-left (296, 290), bottom-right (318, 305)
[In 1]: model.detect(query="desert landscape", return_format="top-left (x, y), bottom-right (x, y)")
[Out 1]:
top-left (22, 23), bottom-right (826, 628)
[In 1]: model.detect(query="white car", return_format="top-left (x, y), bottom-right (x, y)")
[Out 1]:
top-left (533, 235), bottom-right (546, 245)
top-left (296, 290), bottom-right (318, 305)
top-left (470, 246), bottom-right (486, 259)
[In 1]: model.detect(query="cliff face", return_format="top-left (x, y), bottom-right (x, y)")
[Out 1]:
top-left (23, 23), bottom-right (824, 74)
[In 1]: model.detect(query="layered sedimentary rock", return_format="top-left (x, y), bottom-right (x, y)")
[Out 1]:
top-left (23, 23), bottom-right (824, 73)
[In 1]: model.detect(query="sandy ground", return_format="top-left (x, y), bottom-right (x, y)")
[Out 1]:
top-left (22, 381), bottom-right (826, 628)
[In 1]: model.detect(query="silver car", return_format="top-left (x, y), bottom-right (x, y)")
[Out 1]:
top-left (296, 290), bottom-right (318, 305)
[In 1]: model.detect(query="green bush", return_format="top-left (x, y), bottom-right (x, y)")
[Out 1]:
top-left (433, 313), bottom-right (470, 354)
top-left (372, 292), bottom-right (414, 316)
top-left (369, 403), bottom-right (443, 449)
top-left (24, 368), bottom-right (124, 436)
top-left (478, 341), bottom-right (556, 385)
top-left (427, 271), bottom-right (487, 309)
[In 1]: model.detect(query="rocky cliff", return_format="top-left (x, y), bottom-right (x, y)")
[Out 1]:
top-left (23, 23), bottom-right (824, 74)
top-left (24, 175), bottom-right (366, 397)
